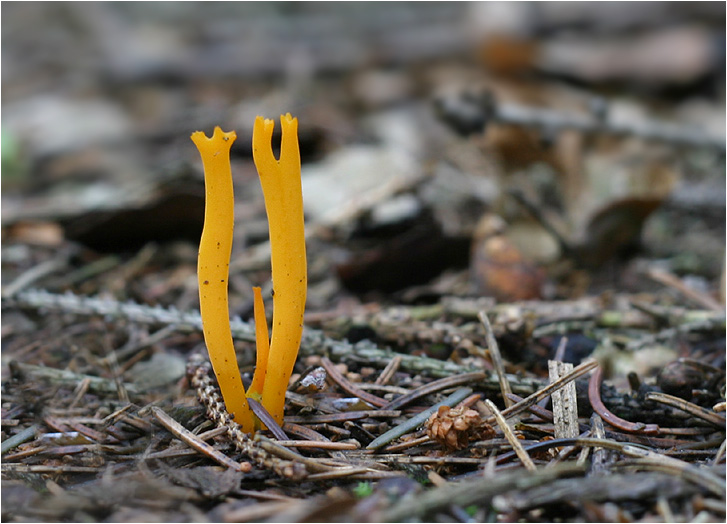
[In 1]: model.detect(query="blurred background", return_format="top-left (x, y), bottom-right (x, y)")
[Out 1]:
top-left (2, 2), bottom-right (725, 310)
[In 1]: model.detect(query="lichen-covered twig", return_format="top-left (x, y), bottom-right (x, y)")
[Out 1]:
top-left (7, 289), bottom-right (544, 391)
top-left (8, 289), bottom-right (718, 426)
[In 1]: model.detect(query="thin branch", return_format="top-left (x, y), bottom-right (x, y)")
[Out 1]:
top-left (381, 372), bottom-right (487, 411)
top-left (485, 399), bottom-right (536, 472)
top-left (436, 89), bottom-right (726, 151)
top-left (151, 406), bottom-right (250, 472)
top-left (645, 392), bottom-right (726, 429)
top-left (478, 311), bottom-right (513, 407)
top-left (7, 289), bottom-right (547, 390)
top-left (366, 387), bottom-right (473, 450)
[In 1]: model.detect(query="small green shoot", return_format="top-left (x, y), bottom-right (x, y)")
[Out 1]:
top-left (353, 481), bottom-right (374, 498)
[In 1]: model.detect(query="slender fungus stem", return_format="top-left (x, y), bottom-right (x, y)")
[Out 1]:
top-left (249, 286), bottom-right (270, 400)
top-left (253, 114), bottom-right (307, 426)
top-left (192, 126), bottom-right (254, 433)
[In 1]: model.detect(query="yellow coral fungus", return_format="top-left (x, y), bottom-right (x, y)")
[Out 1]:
top-left (252, 114), bottom-right (307, 426)
top-left (192, 116), bottom-right (306, 433)
top-left (247, 286), bottom-right (270, 401)
top-left (191, 126), bottom-right (254, 433)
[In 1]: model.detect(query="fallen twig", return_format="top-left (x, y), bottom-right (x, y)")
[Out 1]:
top-left (9, 361), bottom-right (137, 395)
top-left (493, 359), bottom-right (598, 424)
top-left (367, 387), bottom-right (473, 450)
top-left (320, 357), bottom-right (388, 407)
top-left (485, 399), bottom-right (536, 471)
top-left (436, 89), bottom-right (726, 150)
top-left (1, 424), bottom-right (39, 454)
top-left (646, 267), bottom-right (724, 312)
top-left (383, 462), bottom-right (585, 522)
top-left (645, 392), bottom-right (726, 429)
top-left (479, 311), bottom-right (513, 407)
top-left (549, 360), bottom-right (579, 439)
top-left (151, 406), bottom-right (250, 472)
top-left (381, 372), bottom-right (487, 411)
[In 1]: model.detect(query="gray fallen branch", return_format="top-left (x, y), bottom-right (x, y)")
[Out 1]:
top-left (9, 361), bottom-right (137, 395)
top-left (7, 289), bottom-right (545, 394)
top-left (383, 462), bottom-right (585, 522)
top-left (435, 90), bottom-right (726, 151)
top-left (6, 289), bottom-right (714, 425)
top-left (491, 471), bottom-right (700, 513)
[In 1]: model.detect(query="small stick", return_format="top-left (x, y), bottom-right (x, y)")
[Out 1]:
top-left (589, 367), bottom-right (659, 435)
top-left (253, 434), bottom-right (341, 472)
top-left (272, 440), bottom-right (359, 450)
top-left (381, 372), bottom-right (487, 411)
top-left (589, 414), bottom-right (608, 474)
top-left (102, 341), bottom-right (129, 404)
top-left (1, 424), bottom-right (38, 454)
top-left (485, 399), bottom-right (536, 472)
top-left (456, 393), bottom-right (484, 409)
top-left (381, 435), bottom-right (431, 452)
top-left (548, 360), bottom-right (579, 440)
top-left (321, 357), bottom-right (388, 407)
top-left (152, 406), bottom-right (251, 472)
top-left (506, 393), bottom-right (553, 422)
top-left (712, 439), bottom-right (726, 466)
top-left (68, 378), bottom-right (91, 410)
top-left (197, 426), bottom-right (229, 441)
top-left (284, 411), bottom-right (401, 424)
top-left (493, 359), bottom-right (598, 424)
top-left (479, 311), bottom-right (513, 407)
top-left (2, 259), bottom-right (66, 299)
top-left (219, 500), bottom-right (298, 523)
top-left (552, 336), bottom-right (569, 363)
top-left (357, 383), bottom-right (410, 395)
top-left (1, 464), bottom-right (103, 474)
top-left (66, 421), bottom-right (113, 444)
top-left (247, 398), bottom-right (289, 440)
top-left (537, 338), bottom-right (567, 410)
top-left (282, 422), bottom-right (332, 442)
top-left (427, 470), bottom-right (448, 487)
top-left (305, 467), bottom-right (394, 481)
top-left (375, 355), bottom-right (402, 386)
top-left (118, 414), bottom-right (154, 434)
top-left (656, 497), bottom-right (675, 523)
top-left (494, 436), bottom-right (647, 465)
top-left (613, 455), bottom-right (725, 498)
top-left (367, 387), bottom-right (473, 450)
top-left (645, 391), bottom-right (726, 428)
top-left (646, 267), bottom-right (723, 312)
top-left (10, 361), bottom-right (137, 395)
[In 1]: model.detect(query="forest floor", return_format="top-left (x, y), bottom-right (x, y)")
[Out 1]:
top-left (2, 3), bottom-right (725, 522)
